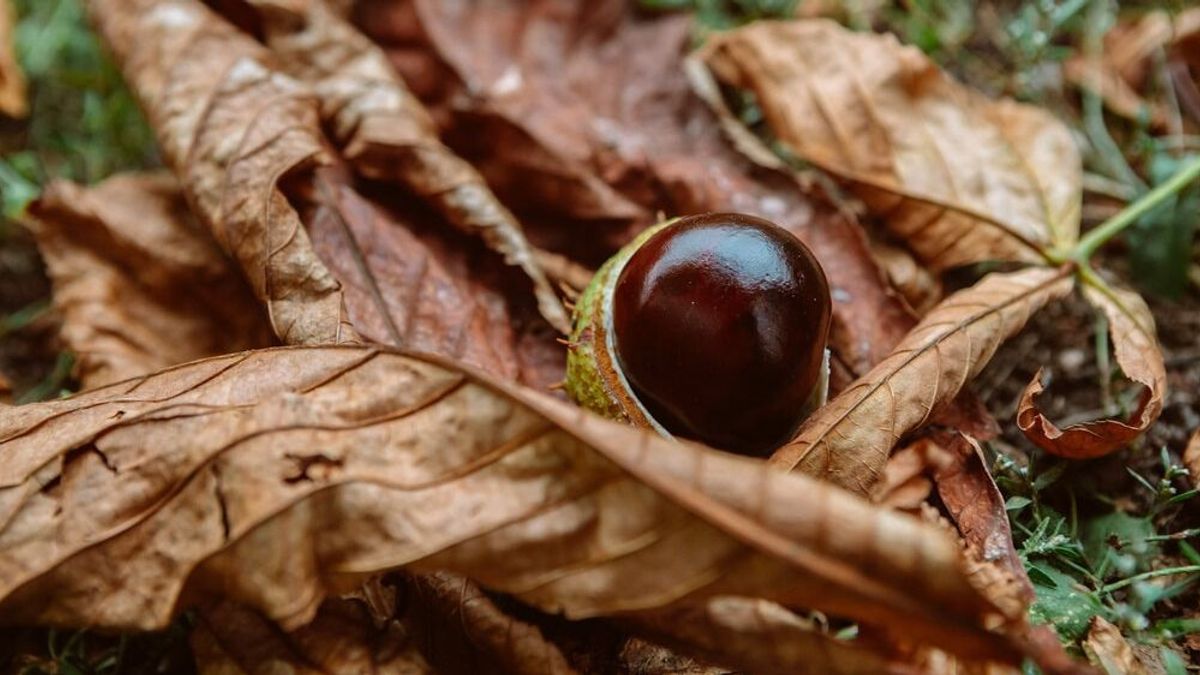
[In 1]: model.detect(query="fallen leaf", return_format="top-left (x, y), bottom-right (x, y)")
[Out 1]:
top-left (397, 572), bottom-right (578, 675)
top-left (86, 0), bottom-right (354, 346)
top-left (294, 167), bottom-right (565, 388)
top-left (241, 0), bottom-right (570, 334)
top-left (631, 597), bottom-right (911, 675)
top-left (1185, 429), bottom-right (1200, 488)
top-left (26, 173), bottom-right (276, 389)
top-left (1083, 616), bottom-right (1150, 675)
top-left (1063, 58), bottom-right (1167, 128)
top-left (773, 266), bottom-right (1075, 493)
top-left (700, 20), bottom-right (1082, 270)
top-left (87, 0), bottom-right (564, 388)
top-left (0, 0), bottom-right (25, 118)
top-left (368, 0), bottom-right (920, 379)
top-left (1017, 281), bottom-right (1165, 459)
top-left (0, 346), bottom-right (1036, 667)
top-left (191, 596), bottom-right (434, 675)
top-left (867, 238), bottom-right (943, 315)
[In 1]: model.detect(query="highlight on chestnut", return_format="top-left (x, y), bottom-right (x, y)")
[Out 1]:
top-left (565, 212), bottom-right (831, 457)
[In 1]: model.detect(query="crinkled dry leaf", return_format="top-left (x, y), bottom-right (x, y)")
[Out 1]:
top-left (1083, 616), bottom-right (1149, 675)
top-left (867, 238), bottom-right (943, 315)
top-left (700, 20), bottom-right (1082, 270)
top-left (1063, 58), bottom-right (1167, 128)
top-left (0, 0), bottom-right (25, 118)
top-left (86, 0), bottom-right (354, 346)
top-left (372, 0), bottom-right (918, 379)
top-left (1017, 282), bottom-right (1165, 459)
top-left (0, 346), bottom-right (1041, 667)
top-left (774, 267), bottom-right (1074, 493)
top-left (632, 598), bottom-right (909, 675)
top-left (1065, 8), bottom-right (1200, 125)
top-left (241, 0), bottom-right (569, 334)
top-left (191, 596), bottom-right (434, 675)
top-left (1185, 429), bottom-right (1200, 488)
top-left (295, 167), bottom-right (564, 388)
top-left (88, 0), bottom-right (563, 388)
top-left (26, 173), bottom-right (276, 389)
top-left (397, 572), bottom-right (577, 675)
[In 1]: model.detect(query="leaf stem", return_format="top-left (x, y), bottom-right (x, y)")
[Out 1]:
top-left (1072, 155), bottom-right (1200, 262)
top-left (1099, 564), bottom-right (1200, 595)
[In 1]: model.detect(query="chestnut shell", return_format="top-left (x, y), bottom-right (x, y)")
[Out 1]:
top-left (611, 213), bottom-right (831, 456)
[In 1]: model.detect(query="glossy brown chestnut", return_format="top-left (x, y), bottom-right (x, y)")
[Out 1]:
top-left (612, 213), bottom-right (831, 456)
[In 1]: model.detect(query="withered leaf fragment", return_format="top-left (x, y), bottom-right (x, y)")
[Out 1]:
top-left (240, 0), bottom-right (570, 333)
top-left (0, 0), bottom-right (25, 118)
top-left (27, 173), bottom-right (275, 389)
top-left (87, 0), bottom-right (563, 388)
top-left (191, 596), bottom-right (434, 675)
top-left (701, 20), bottom-right (1083, 270)
top-left (774, 267), bottom-right (1075, 493)
top-left (1017, 282), bottom-right (1165, 459)
top-left (86, 0), bottom-right (355, 346)
top-left (0, 346), bottom-right (1035, 668)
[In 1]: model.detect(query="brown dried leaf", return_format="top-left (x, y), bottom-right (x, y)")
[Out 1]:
top-left (86, 0), bottom-right (354, 346)
top-left (701, 20), bottom-right (1082, 270)
top-left (296, 168), bottom-right (564, 388)
top-left (1185, 429), bottom-right (1200, 488)
top-left (0, 346), bottom-right (1033, 667)
top-left (26, 173), bottom-right (276, 389)
top-left (191, 596), bottom-right (434, 675)
top-left (1064, 8), bottom-right (1200, 125)
top-left (1083, 616), bottom-right (1150, 675)
top-left (774, 267), bottom-right (1075, 493)
top-left (631, 598), bottom-right (913, 675)
top-left (241, 0), bottom-right (569, 334)
top-left (87, 0), bottom-right (563, 387)
top-left (1063, 58), bottom-right (1167, 128)
top-left (373, 0), bottom-right (919, 378)
top-left (1017, 282), bottom-right (1165, 459)
top-left (397, 572), bottom-right (578, 675)
top-left (867, 238), bottom-right (943, 315)
top-left (925, 434), bottom-right (1032, 615)
top-left (0, 0), bottom-right (25, 118)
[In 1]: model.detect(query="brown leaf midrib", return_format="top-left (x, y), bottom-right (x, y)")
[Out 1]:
top-left (780, 267), bottom-right (1071, 471)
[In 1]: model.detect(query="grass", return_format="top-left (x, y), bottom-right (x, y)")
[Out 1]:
top-left (0, 0), bottom-right (155, 222)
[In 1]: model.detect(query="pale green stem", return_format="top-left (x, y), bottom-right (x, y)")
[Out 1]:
top-left (1072, 155), bottom-right (1200, 262)
top-left (1100, 564), bottom-right (1200, 595)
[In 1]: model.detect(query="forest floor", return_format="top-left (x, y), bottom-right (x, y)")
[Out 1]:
top-left (2, 0), bottom-right (1199, 672)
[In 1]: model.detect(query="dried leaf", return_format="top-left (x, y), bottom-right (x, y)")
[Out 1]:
top-left (26, 173), bottom-right (276, 389)
top-left (925, 434), bottom-right (1032, 616)
top-left (700, 20), bottom-right (1082, 270)
top-left (87, 0), bottom-right (563, 387)
top-left (1185, 429), bottom-right (1200, 488)
top-left (868, 238), bottom-right (943, 315)
top-left (191, 596), bottom-right (434, 675)
top-left (1017, 282), bottom-right (1165, 459)
top-left (1083, 616), bottom-right (1150, 675)
top-left (1063, 58), bottom-right (1167, 128)
top-left (0, 346), bottom-right (1035, 667)
top-left (373, 0), bottom-right (920, 378)
top-left (774, 267), bottom-right (1075, 493)
top-left (242, 0), bottom-right (569, 333)
top-left (397, 572), bottom-right (578, 675)
top-left (296, 168), bottom-right (564, 388)
top-left (631, 598), bottom-right (911, 675)
top-left (86, 0), bottom-right (354, 346)
top-left (0, 0), bottom-right (25, 118)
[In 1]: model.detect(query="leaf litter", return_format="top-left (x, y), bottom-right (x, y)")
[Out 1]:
top-left (1, 0), bottom-right (1192, 672)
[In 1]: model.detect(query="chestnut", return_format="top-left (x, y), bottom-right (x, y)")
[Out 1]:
top-left (565, 213), bottom-right (831, 457)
